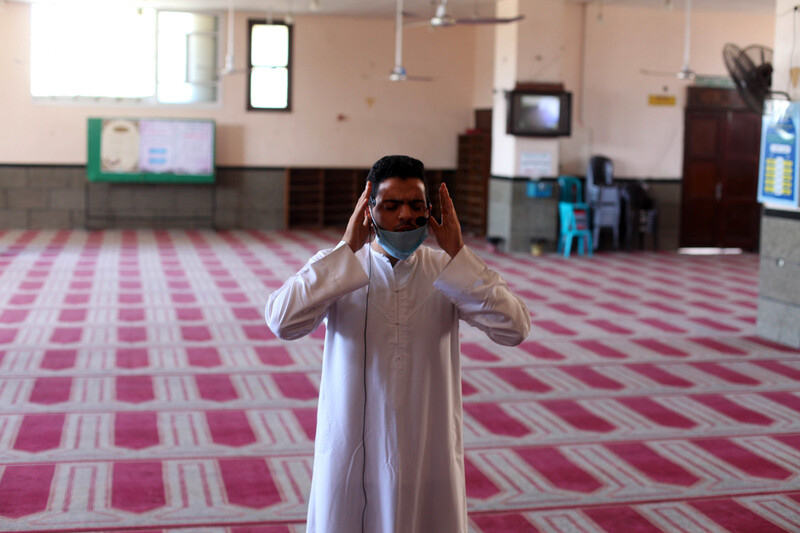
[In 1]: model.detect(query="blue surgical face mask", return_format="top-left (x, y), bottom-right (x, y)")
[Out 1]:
top-left (374, 224), bottom-right (428, 260)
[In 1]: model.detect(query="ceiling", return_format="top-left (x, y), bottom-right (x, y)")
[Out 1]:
top-left (4, 0), bottom-right (777, 18)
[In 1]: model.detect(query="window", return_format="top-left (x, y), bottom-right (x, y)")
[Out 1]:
top-left (247, 19), bottom-right (292, 111)
top-left (31, 5), bottom-right (219, 105)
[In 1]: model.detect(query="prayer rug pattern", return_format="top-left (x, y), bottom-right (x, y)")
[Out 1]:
top-left (0, 229), bottom-right (797, 532)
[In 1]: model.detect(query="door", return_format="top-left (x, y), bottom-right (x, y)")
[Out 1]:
top-left (680, 107), bottom-right (761, 250)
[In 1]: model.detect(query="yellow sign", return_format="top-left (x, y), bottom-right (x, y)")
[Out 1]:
top-left (648, 95), bottom-right (677, 106)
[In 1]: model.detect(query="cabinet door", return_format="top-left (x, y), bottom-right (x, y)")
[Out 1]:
top-left (719, 111), bottom-right (761, 249)
top-left (680, 110), bottom-right (761, 250)
top-left (681, 112), bottom-right (722, 247)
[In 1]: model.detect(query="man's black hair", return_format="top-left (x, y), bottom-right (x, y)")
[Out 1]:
top-left (366, 155), bottom-right (429, 204)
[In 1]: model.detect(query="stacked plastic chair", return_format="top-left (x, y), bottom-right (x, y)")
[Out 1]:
top-left (557, 176), bottom-right (593, 258)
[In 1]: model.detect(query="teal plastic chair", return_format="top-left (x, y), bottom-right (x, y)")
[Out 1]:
top-left (557, 176), bottom-right (593, 258)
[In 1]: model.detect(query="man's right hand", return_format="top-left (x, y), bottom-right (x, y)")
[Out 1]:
top-left (343, 182), bottom-right (372, 253)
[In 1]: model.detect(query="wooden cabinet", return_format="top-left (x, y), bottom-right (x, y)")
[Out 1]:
top-left (680, 87), bottom-right (761, 250)
top-left (286, 167), bottom-right (452, 229)
top-left (286, 168), bottom-right (364, 228)
top-left (454, 133), bottom-right (491, 236)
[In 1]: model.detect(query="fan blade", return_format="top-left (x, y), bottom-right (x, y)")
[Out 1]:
top-left (453, 14), bottom-right (524, 24)
top-left (404, 19), bottom-right (435, 28)
top-left (639, 67), bottom-right (695, 80)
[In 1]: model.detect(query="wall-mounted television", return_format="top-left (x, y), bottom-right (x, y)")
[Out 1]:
top-left (507, 90), bottom-right (572, 137)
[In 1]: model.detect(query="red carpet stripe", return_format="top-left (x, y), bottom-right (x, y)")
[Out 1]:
top-left (688, 337), bottom-right (748, 355)
top-left (116, 348), bottom-right (149, 369)
top-left (206, 410), bottom-right (257, 447)
top-left (693, 438), bottom-right (792, 480)
top-left (30, 376), bottom-right (72, 404)
top-left (616, 397), bottom-right (697, 428)
top-left (471, 513), bottom-right (539, 532)
top-left (13, 413), bottom-right (65, 452)
top-left (518, 341), bottom-right (566, 360)
top-left (532, 320), bottom-right (577, 336)
top-left (605, 442), bottom-right (700, 486)
top-left (690, 499), bottom-right (787, 533)
top-left (219, 458), bottom-right (282, 509)
top-left (631, 338), bottom-right (689, 357)
top-left (0, 465), bottom-right (55, 518)
top-left (465, 403), bottom-right (530, 437)
top-left (188, 346), bottom-right (222, 368)
top-left (574, 339), bottom-right (628, 359)
top-left (515, 446), bottom-right (602, 493)
top-left (540, 399), bottom-right (615, 433)
top-left (111, 462), bottom-right (166, 513)
top-left (115, 412), bottom-right (160, 450)
top-left (586, 319), bottom-right (634, 335)
top-left (689, 317), bottom-right (741, 332)
top-left (584, 505), bottom-right (662, 532)
top-left (41, 349), bottom-right (77, 370)
top-left (753, 360), bottom-right (800, 381)
top-left (465, 457), bottom-right (501, 500)
top-left (274, 372), bottom-right (318, 401)
top-left (462, 343), bottom-right (502, 362)
top-left (116, 375), bottom-right (155, 403)
top-left (627, 363), bottom-right (693, 387)
top-left (196, 374), bottom-right (239, 402)
top-left (690, 362), bottom-right (760, 385)
top-left (692, 395), bottom-right (774, 426)
top-left (255, 346), bottom-right (294, 366)
top-left (491, 368), bottom-right (552, 393)
top-left (559, 365), bottom-right (624, 390)
top-left (637, 317), bottom-right (687, 334)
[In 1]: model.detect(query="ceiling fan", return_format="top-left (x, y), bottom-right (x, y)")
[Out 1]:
top-left (386, 0), bottom-right (432, 81)
top-left (640, 0), bottom-right (697, 80)
top-left (405, 0), bottom-right (524, 29)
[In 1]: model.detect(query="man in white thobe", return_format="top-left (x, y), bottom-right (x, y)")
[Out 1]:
top-left (266, 155), bottom-right (530, 533)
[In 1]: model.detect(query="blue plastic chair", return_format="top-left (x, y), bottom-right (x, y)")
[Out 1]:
top-left (557, 176), bottom-right (593, 258)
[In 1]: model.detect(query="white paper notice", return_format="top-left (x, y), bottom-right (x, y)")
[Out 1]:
top-left (101, 120), bottom-right (140, 173)
top-left (519, 151), bottom-right (553, 179)
top-left (174, 121), bottom-right (214, 174)
top-left (138, 120), bottom-right (214, 175)
top-left (139, 120), bottom-right (175, 174)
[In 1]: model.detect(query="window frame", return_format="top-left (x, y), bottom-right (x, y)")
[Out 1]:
top-left (30, 5), bottom-right (222, 107)
top-left (246, 18), bottom-right (293, 112)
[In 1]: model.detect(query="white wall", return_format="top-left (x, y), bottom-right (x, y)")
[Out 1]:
top-left (581, 3), bottom-right (775, 178)
top-left (0, 3), bottom-right (479, 168)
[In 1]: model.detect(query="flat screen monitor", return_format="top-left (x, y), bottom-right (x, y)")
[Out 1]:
top-left (507, 91), bottom-right (572, 137)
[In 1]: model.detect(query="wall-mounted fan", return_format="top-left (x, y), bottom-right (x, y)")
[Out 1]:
top-left (722, 43), bottom-right (781, 115)
top-left (405, 0), bottom-right (524, 29)
top-left (640, 0), bottom-right (697, 80)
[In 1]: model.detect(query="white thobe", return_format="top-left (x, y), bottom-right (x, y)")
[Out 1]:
top-left (265, 242), bottom-right (530, 533)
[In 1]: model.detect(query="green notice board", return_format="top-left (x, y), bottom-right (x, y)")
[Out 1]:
top-left (87, 117), bottom-right (216, 183)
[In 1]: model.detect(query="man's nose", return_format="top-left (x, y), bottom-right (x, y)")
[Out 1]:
top-left (397, 204), bottom-right (413, 220)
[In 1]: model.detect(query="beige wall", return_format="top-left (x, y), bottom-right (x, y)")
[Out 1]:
top-left (0, 2), bottom-right (776, 175)
top-left (0, 3), bottom-right (479, 168)
top-left (581, 3), bottom-right (775, 178)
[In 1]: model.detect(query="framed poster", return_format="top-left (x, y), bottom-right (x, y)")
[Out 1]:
top-left (87, 117), bottom-right (215, 183)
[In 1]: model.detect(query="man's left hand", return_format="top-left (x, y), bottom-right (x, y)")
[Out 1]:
top-left (429, 183), bottom-right (464, 258)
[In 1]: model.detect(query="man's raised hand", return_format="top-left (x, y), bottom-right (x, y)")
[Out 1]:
top-left (429, 182), bottom-right (464, 258)
top-left (343, 182), bottom-right (372, 253)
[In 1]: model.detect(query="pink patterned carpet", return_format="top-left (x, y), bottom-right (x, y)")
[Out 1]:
top-left (0, 229), bottom-right (799, 532)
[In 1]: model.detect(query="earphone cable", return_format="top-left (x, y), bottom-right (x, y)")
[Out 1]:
top-left (360, 226), bottom-right (372, 533)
